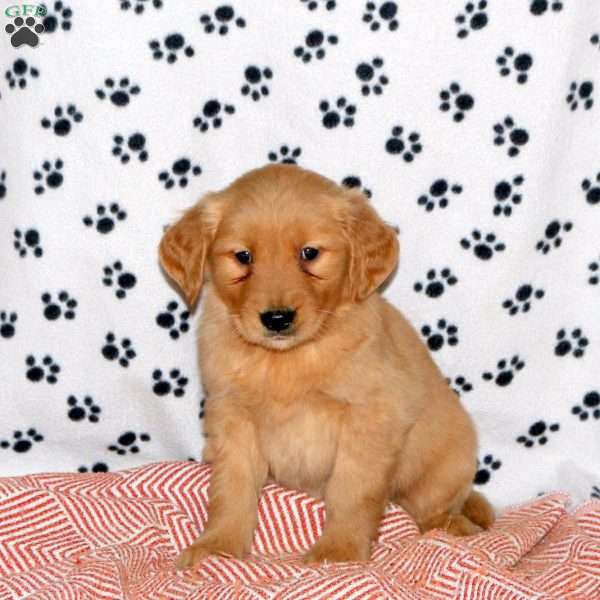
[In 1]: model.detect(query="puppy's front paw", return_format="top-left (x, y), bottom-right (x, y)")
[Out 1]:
top-left (303, 535), bottom-right (369, 564)
top-left (176, 535), bottom-right (245, 569)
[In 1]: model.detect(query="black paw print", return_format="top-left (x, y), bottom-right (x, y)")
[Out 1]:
top-left (300, 0), bottom-right (336, 10)
top-left (341, 175), bottom-right (372, 198)
top-left (455, 1), bottom-right (488, 38)
top-left (529, 0), bottom-right (563, 15)
top-left (592, 485), bottom-right (600, 500)
top-left (41, 1), bottom-right (72, 32)
top-left (482, 355), bottom-right (525, 387)
top-left (517, 420), bottom-right (559, 448)
top-left (0, 311), bottom-right (17, 339)
top-left (149, 33), bottom-right (194, 63)
top-left (41, 291), bottom-right (77, 320)
top-left (14, 228), bottom-right (43, 258)
top-left (535, 220), bottom-right (572, 254)
top-left (26, 354), bottom-right (60, 384)
top-left (572, 391), bottom-right (600, 421)
top-left (420, 319), bottom-right (458, 351)
top-left (474, 454), bottom-right (502, 485)
top-left (295, 29), bottom-right (338, 63)
top-left (193, 99), bottom-right (235, 132)
top-left (449, 375), bottom-right (473, 396)
top-left (502, 284), bottom-right (544, 316)
top-left (356, 57), bottom-right (388, 96)
top-left (319, 97), bottom-right (356, 129)
top-left (101, 333), bottom-right (136, 367)
top-left (496, 47), bottom-right (533, 84)
top-left (41, 104), bottom-right (83, 136)
top-left (78, 462), bottom-right (109, 473)
top-left (96, 77), bottom-right (140, 107)
top-left (4, 16), bottom-right (44, 48)
top-left (67, 395), bottom-right (101, 423)
top-left (363, 1), bottom-right (399, 32)
top-left (493, 175), bottom-right (524, 216)
top-left (566, 81), bottom-right (594, 111)
top-left (493, 116), bottom-right (529, 157)
top-left (33, 159), bottom-right (63, 194)
top-left (588, 257), bottom-right (600, 286)
top-left (460, 230), bottom-right (506, 260)
top-left (591, 34), bottom-right (600, 52)
top-left (439, 83), bottom-right (474, 122)
top-left (418, 179), bottom-right (462, 211)
top-left (120, 0), bottom-right (162, 14)
top-left (385, 126), bottom-right (422, 162)
top-left (103, 261), bottom-right (137, 299)
top-left (241, 66), bottom-right (272, 101)
top-left (555, 328), bottom-right (588, 358)
top-left (199, 397), bottom-right (206, 419)
top-left (268, 145), bottom-right (302, 165)
top-left (5, 58), bottom-right (39, 89)
top-left (158, 158), bottom-right (202, 189)
top-left (152, 368), bottom-right (189, 397)
top-left (1, 429), bottom-right (44, 453)
top-left (0, 170), bottom-right (6, 200)
top-left (200, 5), bottom-right (246, 35)
top-left (414, 268), bottom-right (458, 298)
top-left (581, 173), bottom-right (600, 206)
top-left (108, 431), bottom-right (150, 455)
top-left (83, 203), bottom-right (127, 234)
top-left (156, 301), bottom-right (190, 339)
top-left (112, 133), bottom-right (148, 164)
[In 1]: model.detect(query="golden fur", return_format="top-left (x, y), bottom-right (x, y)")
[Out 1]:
top-left (159, 164), bottom-right (494, 568)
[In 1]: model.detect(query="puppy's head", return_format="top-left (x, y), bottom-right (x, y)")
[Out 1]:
top-left (159, 165), bottom-right (398, 350)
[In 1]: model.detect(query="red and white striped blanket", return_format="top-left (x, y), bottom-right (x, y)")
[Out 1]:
top-left (0, 462), bottom-right (599, 599)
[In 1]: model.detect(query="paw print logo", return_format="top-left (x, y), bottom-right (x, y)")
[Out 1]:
top-left (414, 268), bottom-right (457, 298)
top-left (588, 257), bottom-right (600, 286)
top-left (120, 0), bottom-right (162, 14)
top-left (0, 311), bottom-right (17, 339)
top-left (149, 33), bottom-right (194, 63)
top-left (341, 175), bottom-right (372, 199)
top-left (493, 175), bottom-right (524, 216)
top-left (67, 395), bottom-right (101, 423)
top-left (319, 97), bottom-right (357, 129)
top-left (300, 0), bottom-right (336, 10)
top-left (581, 173), bottom-right (600, 205)
top-left (78, 462), bottom-right (109, 473)
top-left (482, 355), bottom-right (525, 387)
top-left (294, 29), bottom-right (338, 63)
top-left (102, 261), bottom-right (137, 299)
top-left (356, 57), bottom-right (388, 96)
top-left (363, 1), bottom-right (399, 32)
top-left (420, 319), bottom-right (458, 351)
top-left (101, 333), bottom-right (136, 367)
top-left (41, 291), bottom-right (77, 320)
top-left (241, 65), bottom-right (273, 101)
top-left (112, 133), bottom-right (148, 164)
top-left (439, 83), bottom-right (474, 122)
top-left (517, 420), bottom-right (559, 448)
top-left (566, 81), bottom-right (594, 111)
top-left (4, 16), bottom-right (44, 48)
top-left (193, 99), bottom-right (235, 133)
top-left (496, 47), bottom-right (533, 85)
top-left (268, 145), bottom-right (302, 165)
top-left (14, 228), bottom-right (43, 258)
top-left (158, 158), bottom-right (202, 189)
top-left (33, 159), bottom-right (63, 194)
top-left (41, 1), bottom-right (73, 32)
top-left (385, 126), bottom-right (422, 162)
top-left (474, 454), bottom-right (501, 485)
top-left (535, 219), bottom-right (572, 254)
top-left (591, 34), bottom-right (600, 52)
top-left (572, 391), bottom-right (600, 421)
top-left (41, 104), bottom-right (83, 136)
top-left (108, 431), bottom-right (150, 455)
top-left (200, 5), bottom-right (246, 35)
top-left (156, 301), bottom-right (190, 339)
top-left (5, 58), bottom-right (39, 89)
top-left (1, 429), bottom-right (44, 453)
top-left (418, 179), bottom-right (462, 211)
top-left (493, 116), bottom-right (529, 157)
top-left (0, 171), bottom-right (6, 200)
top-left (555, 328), bottom-right (589, 358)
top-left (455, 1), bottom-right (488, 38)
top-left (502, 284), bottom-right (544, 316)
top-left (26, 354), bottom-right (60, 384)
top-left (529, 0), bottom-right (563, 15)
top-left (449, 375), bottom-right (473, 396)
top-left (83, 203), bottom-right (127, 234)
top-left (460, 230), bottom-right (505, 260)
top-left (152, 369), bottom-right (189, 397)
top-left (96, 77), bottom-right (140, 107)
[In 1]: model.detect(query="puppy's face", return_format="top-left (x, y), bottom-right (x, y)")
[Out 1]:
top-left (159, 165), bottom-right (398, 351)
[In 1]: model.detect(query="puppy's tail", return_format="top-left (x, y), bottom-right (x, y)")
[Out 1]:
top-left (462, 490), bottom-right (495, 530)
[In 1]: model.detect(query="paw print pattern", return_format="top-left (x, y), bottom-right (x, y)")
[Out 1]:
top-left (67, 395), bottom-right (101, 423)
top-left (102, 261), bottom-right (137, 299)
top-left (14, 228), bottom-right (43, 258)
top-left (0, 170), bottom-right (6, 200)
top-left (319, 97), bottom-right (357, 129)
top-left (529, 0), bottom-right (563, 15)
top-left (300, 0), bottom-right (336, 10)
top-left (482, 355), bottom-right (525, 387)
top-left (42, 291), bottom-right (77, 320)
top-left (363, 1), bottom-right (399, 32)
top-left (241, 66), bottom-right (273, 101)
top-left (502, 284), bottom-right (544, 316)
top-left (581, 173), bottom-right (600, 206)
top-left (474, 454), bottom-right (502, 485)
top-left (294, 30), bottom-right (338, 63)
top-left (420, 319), bottom-right (459, 351)
top-left (193, 100), bottom-right (235, 133)
top-left (41, 1), bottom-right (73, 32)
top-left (1, 429), bottom-right (44, 453)
top-left (156, 301), bottom-right (190, 339)
top-left (356, 57), bottom-right (388, 96)
top-left (41, 104), bottom-right (83, 136)
top-left (460, 230), bottom-right (506, 260)
top-left (200, 5), bottom-right (246, 35)
top-left (152, 369), bottom-right (189, 397)
top-left (112, 133), bottom-right (148, 164)
top-left (26, 354), bottom-right (60, 384)
top-left (199, 397), bottom-right (206, 419)
top-left (418, 179), bottom-right (462, 211)
top-left (341, 175), bottom-right (372, 198)
top-left (149, 33), bottom-right (194, 63)
top-left (535, 220), bottom-right (572, 254)
top-left (96, 77), bottom-right (140, 107)
top-left (0, 312), bottom-right (17, 339)
top-left (439, 83), bottom-right (475, 122)
top-left (449, 375), bottom-right (473, 396)
top-left (493, 175), bottom-right (524, 216)
top-left (5, 58), bottom-right (39, 89)
top-left (120, 0), bottom-right (162, 14)
top-left (517, 421), bottom-right (559, 448)
top-left (455, 1), bottom-right (488, 39)
top-left (158, 158), bottom-right (202, 189)
top-left (414, 268), bottom-right (458, 298)
top-left (268, 145), bottom-right (302, 165)
top-left (493, 116), bottom-right (529, 157)
top-left (572, 391), bottom-right (600, 421)
top-left (496, 47), bottom-right (533, 84)
top-left (4, 16), bottom-right (44, 48)
top-left (554, 328), bottom-right (589, 358)
top-left (385, 126), bottom-right (422, 162)
top-left (108, 431), bottom-right (150, 455)
top-left (78, 462), bottom-right (109, 473)
top-left (566, 81), bottom-right (594, 111)
top-left (101, 333), bottom-right (136, 367)
top-left (33, 159), bottom-right (63, 194)
top-left (83, 203), bottom-right (127, 234)
top-left (588, 258), bottom-right (600, 286)
top-left (591, 34), bottom-right (600, 52)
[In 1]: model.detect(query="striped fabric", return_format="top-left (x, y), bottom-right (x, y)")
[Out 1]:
top-left (0, 462), bottom-right (599, 599)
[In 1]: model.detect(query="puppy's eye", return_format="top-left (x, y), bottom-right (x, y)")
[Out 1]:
top-left (235, 250), bottom-right (252, 265)
top-left (300, 247), bottom-right (319, 261)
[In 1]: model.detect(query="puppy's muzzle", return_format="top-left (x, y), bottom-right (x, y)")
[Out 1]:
top-left (260, 309), bottom-right (296, 333)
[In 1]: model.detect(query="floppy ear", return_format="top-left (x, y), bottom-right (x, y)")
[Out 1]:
top-left (343, 192), bottom-right (399, 302)
top-left (159, 194), bottom-right (222, 306)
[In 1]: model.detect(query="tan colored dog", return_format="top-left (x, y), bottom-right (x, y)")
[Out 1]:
top-left (159, 165), bottom-right (494, 568)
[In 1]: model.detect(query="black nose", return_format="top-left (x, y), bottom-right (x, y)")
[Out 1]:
top-left (260, 309), bottom-right (296, 332)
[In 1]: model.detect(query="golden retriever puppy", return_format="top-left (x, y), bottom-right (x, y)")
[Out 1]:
top-left (159, 164), bottom-right (494, 568)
